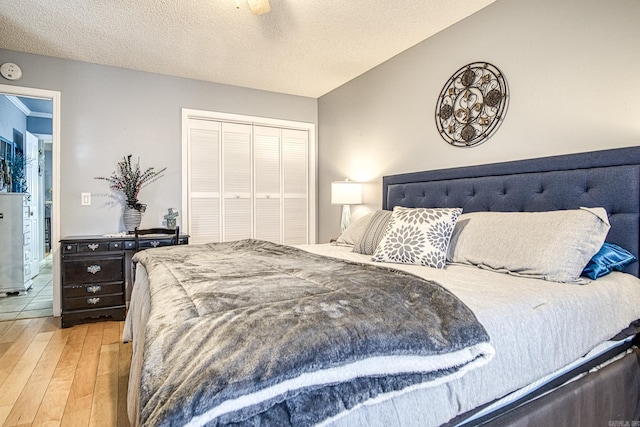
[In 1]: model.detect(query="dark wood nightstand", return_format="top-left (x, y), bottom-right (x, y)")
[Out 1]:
top-left (60, 233), bottom-right (188, 328)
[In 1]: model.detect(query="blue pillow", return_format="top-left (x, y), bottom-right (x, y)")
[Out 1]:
top-left (582, 243), bottom-right (637, 279)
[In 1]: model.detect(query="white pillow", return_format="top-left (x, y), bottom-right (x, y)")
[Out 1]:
top-left (372, 207), bottom-right (462, 268)
top-left (447, 207), bottom-right (610, 283)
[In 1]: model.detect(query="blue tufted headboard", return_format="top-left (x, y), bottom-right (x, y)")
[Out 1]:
top-left (382, 147), bottom-right (640, 276)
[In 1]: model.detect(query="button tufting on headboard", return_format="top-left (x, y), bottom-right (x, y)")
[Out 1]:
top-left (382, 147), bottom-right (640, 277)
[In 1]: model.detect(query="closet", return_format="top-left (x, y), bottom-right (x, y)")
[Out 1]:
top-left (183, 111), bottom-right (315, 246)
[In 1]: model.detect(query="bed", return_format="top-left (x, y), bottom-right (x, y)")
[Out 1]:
top-left (124, 146), bottom-right (640, 426)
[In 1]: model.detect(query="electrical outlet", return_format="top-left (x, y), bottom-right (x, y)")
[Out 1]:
top-left (81, 192), bottom-right (91, 206)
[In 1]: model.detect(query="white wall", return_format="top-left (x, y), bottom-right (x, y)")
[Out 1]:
top-left (317, 0), bottom-right (640, 242)
top-left (0, 49), bottom-right (318, 237)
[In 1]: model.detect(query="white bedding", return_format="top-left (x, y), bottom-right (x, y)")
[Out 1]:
top-left (125, 243), bottom-right (640, 426)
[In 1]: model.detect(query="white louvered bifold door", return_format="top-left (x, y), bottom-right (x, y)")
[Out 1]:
top-left (253, 126), bottom-right (282, 243)
top-left (187, 119), bottom-right (221, 244)
top-left (282, 129), bottom-right (308, 245)
top-left (222, 122), bottom-right (253, 242)
top-left (185, 114), bottom-right (312, 245)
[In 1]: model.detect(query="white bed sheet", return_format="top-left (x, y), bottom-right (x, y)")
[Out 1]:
top-left (125, 243), bottom-right (640, 426)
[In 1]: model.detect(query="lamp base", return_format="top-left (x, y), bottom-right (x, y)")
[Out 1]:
top-left (340, 205), bottom-right (352, 234)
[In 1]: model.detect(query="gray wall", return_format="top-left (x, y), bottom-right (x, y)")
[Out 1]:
top-left (0, 49), bottom-right (318, 237)
top-left (318, 0), bottom-right (640, 242)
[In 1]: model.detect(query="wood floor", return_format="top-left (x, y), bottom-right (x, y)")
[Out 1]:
top-left (0, 317), bottom-right (131, 427)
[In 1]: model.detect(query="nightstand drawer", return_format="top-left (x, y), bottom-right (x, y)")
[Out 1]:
top-left (62, 256), bottom-right (124, 284)
top-left (62, 293), bottom-right (124, 310)
top-left (63, 281), bottom-right (123, 298)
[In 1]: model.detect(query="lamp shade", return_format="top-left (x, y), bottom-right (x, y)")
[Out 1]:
top-left (331, 181), bottom-right (362, 205)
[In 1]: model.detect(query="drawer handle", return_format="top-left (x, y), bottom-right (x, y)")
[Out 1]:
top-left (66, 245), bottom-right (73, 251)
top-left (88, 243), bottom-right (99, 251)
top-left (87, 297), bottom-right (101, 305)
top-left (87, 285), bottom-right (102, 293)
top-left (150, 240), bottom-right (160, 248)
top-left (87, 265), bottom-right (102, 274)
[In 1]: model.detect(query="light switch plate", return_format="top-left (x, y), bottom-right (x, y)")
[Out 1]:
top-left (81, 192), bottom-right (91, 206)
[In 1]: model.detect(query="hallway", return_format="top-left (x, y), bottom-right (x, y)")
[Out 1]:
top-left (0, 258), bottom-right (53, 321)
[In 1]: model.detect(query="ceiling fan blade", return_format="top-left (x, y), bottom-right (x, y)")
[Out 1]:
top-left (247, 0), bottom-right (270, 15)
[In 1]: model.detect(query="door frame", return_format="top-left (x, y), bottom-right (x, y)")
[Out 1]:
top-left (0, 84), bottom-right (61, 317)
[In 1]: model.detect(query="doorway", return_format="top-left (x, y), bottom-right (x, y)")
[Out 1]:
top-left (0, 84), bottom-right (60, 320)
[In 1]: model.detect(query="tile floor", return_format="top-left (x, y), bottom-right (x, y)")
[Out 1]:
top-left (0, 257), bottom-right (53, 321)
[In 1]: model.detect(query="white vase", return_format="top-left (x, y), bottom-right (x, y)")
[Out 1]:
top-left (123, 206), bottom-right (142, 233)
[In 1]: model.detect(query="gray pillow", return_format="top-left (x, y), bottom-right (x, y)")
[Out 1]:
top-left (447, 207), bottom-right (610, 283)
top-left (333, 212), bottom-right (375, 246)
top-left (353, 210), bottom-right (392, 255)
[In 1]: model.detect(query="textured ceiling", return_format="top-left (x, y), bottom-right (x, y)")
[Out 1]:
top-left (0, 0), bottom-right (495, 98)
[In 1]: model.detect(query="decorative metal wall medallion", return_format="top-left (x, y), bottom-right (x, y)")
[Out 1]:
top-left (435, 62), bottom-right (509, 147)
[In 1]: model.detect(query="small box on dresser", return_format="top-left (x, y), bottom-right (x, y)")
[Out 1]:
top-left (60, 238), bottom-right (126, 328)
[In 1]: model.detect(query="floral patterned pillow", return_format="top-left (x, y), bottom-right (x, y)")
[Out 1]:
top-left (372, 206), bottom-right (463, 268)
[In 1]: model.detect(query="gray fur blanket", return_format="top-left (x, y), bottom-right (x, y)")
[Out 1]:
top-left (132, 239), bottom-right (494, 427)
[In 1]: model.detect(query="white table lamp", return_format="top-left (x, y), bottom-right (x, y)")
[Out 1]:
top-left (331, 180), bottom-right (363, 233)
